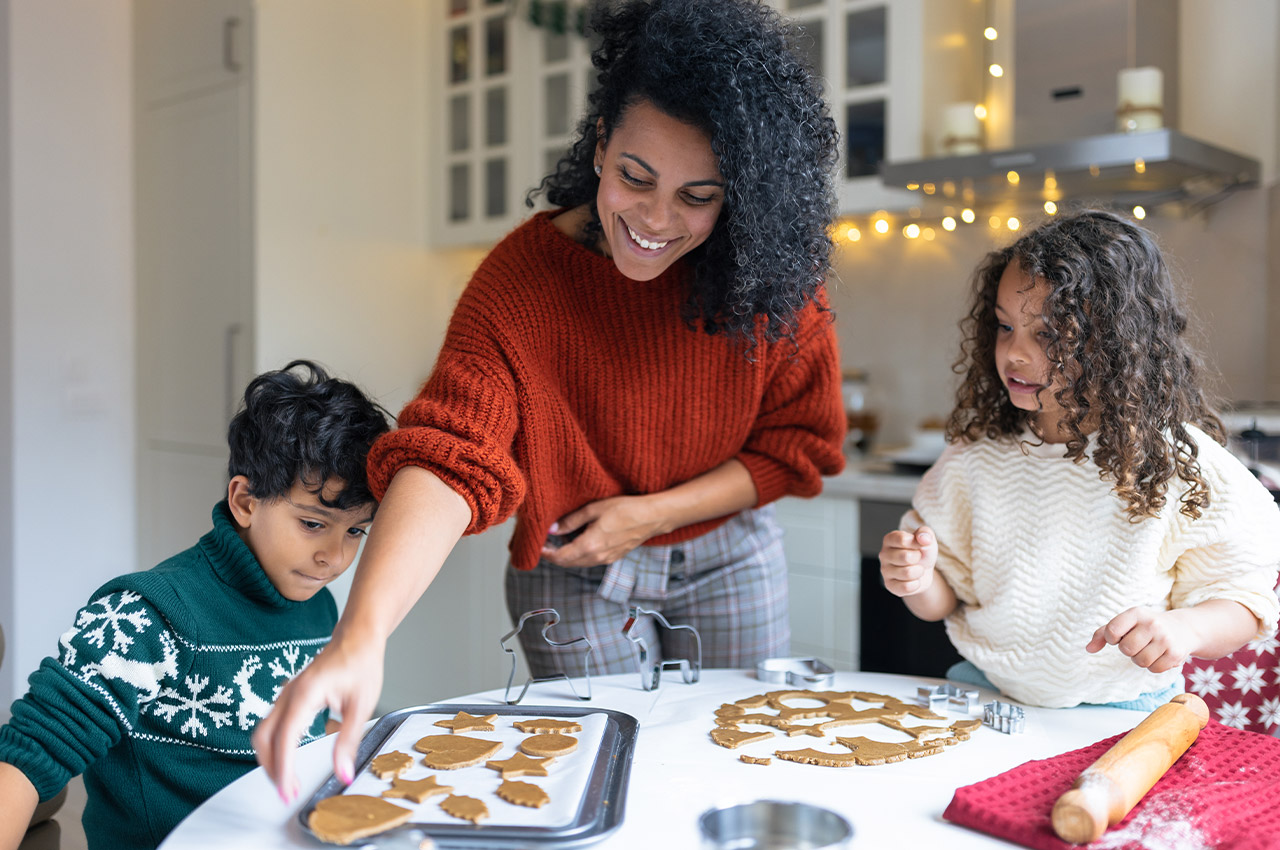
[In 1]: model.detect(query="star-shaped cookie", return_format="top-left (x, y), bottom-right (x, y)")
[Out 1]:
top-left (485, 751), bottom-right (555, 778)
top-left (433, 711), bottom-right (498, 733)
top-left (381, 775), bottom-right (453, 804)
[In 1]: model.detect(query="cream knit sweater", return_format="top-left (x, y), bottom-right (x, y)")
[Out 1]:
top-left (903, 425), bottom-right (1280, 708)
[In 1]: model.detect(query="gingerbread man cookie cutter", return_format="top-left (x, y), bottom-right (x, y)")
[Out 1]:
top-left (622, 605), bottom-right (702, 691)
top-left (499, 608), bottom-right (593, 705)
top-left (916, 683), bottom-right (982, 715)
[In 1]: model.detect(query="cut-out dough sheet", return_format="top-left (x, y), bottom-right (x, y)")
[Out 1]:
top-left (337, 711), bottom-right (609, 828)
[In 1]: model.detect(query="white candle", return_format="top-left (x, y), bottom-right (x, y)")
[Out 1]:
top-left (940, 102), bottom-right (982, 155)
top-left (1117, 67), bottom-right (1163, 132)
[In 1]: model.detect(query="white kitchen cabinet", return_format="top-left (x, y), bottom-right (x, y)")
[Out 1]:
top-left (776, 494), bottom-right (860, 671)
top-left (135, 0), bottom-right (255, 567)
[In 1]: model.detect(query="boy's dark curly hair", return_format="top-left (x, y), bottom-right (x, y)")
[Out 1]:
top-left (947, 209), bottom-right (1225, 521)
top-left (227, 360), bottom-right (391, 510)
top-left (529, 0), bottom-right (839, 345)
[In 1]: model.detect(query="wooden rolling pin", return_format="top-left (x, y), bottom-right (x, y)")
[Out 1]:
top-left (1050, 693), bottom-right (1209, 844)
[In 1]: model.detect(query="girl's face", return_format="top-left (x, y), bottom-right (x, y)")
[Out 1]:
top-left (593, 99), bottom-right (726, 281)
top-left (994, 264), bottom-right (1070, 440)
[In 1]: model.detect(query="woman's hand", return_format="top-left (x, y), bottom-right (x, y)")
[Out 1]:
top-left (879, 527), bottom-right (939, 597)
top-left (539, 495), bottom-right (666, 567)
top-left (252, 629), bottom-right (384, 803)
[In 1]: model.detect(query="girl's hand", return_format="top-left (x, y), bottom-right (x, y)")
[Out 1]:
top-left (879, 527), bottom-right (939, 597)
top-left (1086, 606), bottom-right (1196, 673)
top-left (540, 496), bottom-right (665, 568)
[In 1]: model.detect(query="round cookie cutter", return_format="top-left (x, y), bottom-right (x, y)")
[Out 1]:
top-left (699, 800), bottom-right (853, 849)
top-left (755, 656), bottom-right (836, 689)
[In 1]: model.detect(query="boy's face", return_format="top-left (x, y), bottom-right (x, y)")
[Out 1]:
top-left (227, 475), bottom-right (374, 602)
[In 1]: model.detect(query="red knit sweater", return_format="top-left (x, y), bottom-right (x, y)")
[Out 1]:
top-left (367, 210), bottom-right (846, 571)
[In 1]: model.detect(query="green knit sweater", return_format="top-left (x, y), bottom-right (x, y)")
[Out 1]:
top-left (0, 502), bottom-right (337, 850)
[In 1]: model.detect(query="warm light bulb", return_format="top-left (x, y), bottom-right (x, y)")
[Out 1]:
top-left (1007, 217), bottom-right (1020, 230)
top-left (1134, 158), bottom-right (1146, 174)
top-left (904, 224), bottom-right (921, 239)
top-left (906, 182), bottom-right (920, 191)
top-left (942, 216), bottom-right (957, 231)
top-left (988, 63), bottom-right (1004, 77)
top-left (1133, 206), bottom-right (1146, 220)
top-left (874, 218), bottom-right (889, 234)
top-left (961, 208), bottom-right (976, 224)
top-left (1089, 164), bottom-right (1101, 177)
top-left (984, 26), bottom-right (998, 40)
top-left (988, 215), bottom-right (1002, 229)
top-left (1044, 201), bottom-right (1058, 215)
top-left (1006, 170), bottom-right (1020, 185)
top-left (923, 227), bottom-right (936, 241)
top-left (923, 183), bottom-right (936, 195)
top-left (846, 226), bottom-right (861, 241)
top-left (973, 104), bottom-right (987, 120)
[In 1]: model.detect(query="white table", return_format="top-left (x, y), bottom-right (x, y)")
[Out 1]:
top-left (162, 670), bottom-right (1141, 848)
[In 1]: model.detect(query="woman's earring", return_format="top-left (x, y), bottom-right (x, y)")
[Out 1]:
top-left (594, 164), bottom-right (602, 176)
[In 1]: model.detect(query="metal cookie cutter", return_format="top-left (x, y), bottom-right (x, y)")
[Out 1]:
top-left (756, 657), bottom-right (836, 689)
top-left (499, 608), bottom-right (593, 705)
top-left (983, 700), bottom-right (1026, 734)
top-left (622, 605), bottom-right (702, 691)
top-left (916, 683), bottom-right (982, 715)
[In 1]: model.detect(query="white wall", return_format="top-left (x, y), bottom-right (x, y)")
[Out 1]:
top-left (1, 2), bottom-right (135, 712)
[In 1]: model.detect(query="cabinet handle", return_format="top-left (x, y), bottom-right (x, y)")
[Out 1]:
top-left (223, 17), bottom-right (242, 73)
top-left (224, 323), bottom-right (243, 423)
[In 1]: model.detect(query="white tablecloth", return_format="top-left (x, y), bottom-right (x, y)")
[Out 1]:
top-left (161, 669), bottom-right (1141, 848)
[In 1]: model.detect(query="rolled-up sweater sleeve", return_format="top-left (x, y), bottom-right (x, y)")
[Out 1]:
top-left (736, 295), bottom-right (846, 506)
top-left (366, 285), bottom-right (526, 536)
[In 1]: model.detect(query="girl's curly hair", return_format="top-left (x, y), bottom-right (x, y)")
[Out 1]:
top-left (947, 209), bottom-right (1225, 521)
top-left (529, 0), bottom-right (839, 345)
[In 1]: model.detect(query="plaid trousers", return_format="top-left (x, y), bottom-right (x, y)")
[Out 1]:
top-left (504, 505), bottom-right (790, 679)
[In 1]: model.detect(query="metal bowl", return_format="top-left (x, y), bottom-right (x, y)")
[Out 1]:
top-left (699, 800), bottom-right (854, 849)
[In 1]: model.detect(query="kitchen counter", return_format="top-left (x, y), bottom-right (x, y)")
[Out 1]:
top-left (821, 457), bottom-right (924, 502)
top-left (161, 670), bottom-right (1140, 849)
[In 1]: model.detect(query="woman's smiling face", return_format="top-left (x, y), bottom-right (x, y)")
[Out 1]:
top-left (593, 99), bottom-right (726, 281)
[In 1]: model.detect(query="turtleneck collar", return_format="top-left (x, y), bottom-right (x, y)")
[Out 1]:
top-left (198, 501), bottom-right (305, 610)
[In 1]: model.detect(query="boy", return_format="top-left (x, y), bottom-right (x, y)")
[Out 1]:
top-left (0, 360), bottom-right (389, 850)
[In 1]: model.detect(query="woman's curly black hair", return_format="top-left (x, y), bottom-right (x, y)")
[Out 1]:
top-left (227, 360), bottom-right (392, 510)
top-left (529, 0), bottom-right (839, 345)
top-left (947, 209), bottom-right (1225, 521)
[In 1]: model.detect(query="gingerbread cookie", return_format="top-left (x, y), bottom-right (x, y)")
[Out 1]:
top-left (414, 734), bottom-right (503, 769)
top-left (440, 794), bottom-right (489, 824)
top-left (369, 750), bottom-right (414, 779)
top-left (382, 775), bottom-right (453, 804)
top-left (486, 751), bottom-right (555, 778)
top-left (519, 733), bottom-right (578, 757)
top-left (496, 779), bottom-right (551, 808)
top-left (710, 726), bottom-right (775, 749)
top-left (433, 711), bottom-right (498, 733)
top-left (513, 718), bottom-right (583, 734)
top-left (308, 795), bottom-right (413, 845)
top-left (739, 754), bottom-right (772, 765)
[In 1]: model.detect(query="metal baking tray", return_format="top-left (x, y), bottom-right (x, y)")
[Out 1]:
top-left (298, 703), bottom-right (638, 848)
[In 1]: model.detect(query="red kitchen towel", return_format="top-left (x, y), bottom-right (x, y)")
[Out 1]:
top-left (944, 719), bottom-right (1280, 849)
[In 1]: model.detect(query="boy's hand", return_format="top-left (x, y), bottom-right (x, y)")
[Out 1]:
top-left (879, 527), bottom-right (939, 597)
top-left (1086, 606), bottom-right (1195, 673)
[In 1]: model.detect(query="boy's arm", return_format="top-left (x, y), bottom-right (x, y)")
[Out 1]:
top-left (0, 761), bottom-right (38, 850)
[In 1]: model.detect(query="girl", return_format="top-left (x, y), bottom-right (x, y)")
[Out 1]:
top-left (256, 0), bottom-right (845, 797)
top-left (880, 210), bottom-right (1280, 709)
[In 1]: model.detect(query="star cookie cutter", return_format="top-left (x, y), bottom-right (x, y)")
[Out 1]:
top-left (499, 608), bottom-right (593, 705)
top-left (916, 683), bottom-right (982, 715)
top-left (755, 657), bottom-right (836, 689)
top-left (622, 605), bottom-right (702, 691)
top-left (983, 700), bottom-right (1026, 734)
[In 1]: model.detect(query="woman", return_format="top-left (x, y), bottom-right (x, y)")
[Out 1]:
top-left (255, 0), bottom-right (845, 798)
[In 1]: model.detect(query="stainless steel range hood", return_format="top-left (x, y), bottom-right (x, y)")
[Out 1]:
top-left (880, 128), bottom-right (1261, 210)
top-left (879, 0), bottom-right (1262, 212)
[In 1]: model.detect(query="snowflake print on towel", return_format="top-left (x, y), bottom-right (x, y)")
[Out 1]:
top-left (1215, 700), bottom-right (1250, 730)
top-left (1260, 696), bottom-right (1280, 730)
top-left (1187, 665), bottom-right (1225, 698)
top-left (153, 674), bottom-right (235, 738)
top-left (1231, 661), bottom-right (1268, 697)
